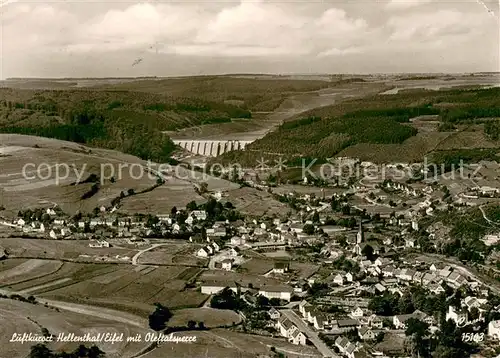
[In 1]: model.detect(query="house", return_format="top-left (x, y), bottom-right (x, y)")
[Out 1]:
top-left (17, 218), bottom-right (26, 227)
top-left (230, 236), bottom-right (246, 246)
top-left (447, 272), bottom-right (467, 288)
top-left (273, 261), bottom-right (290, 274)
top-left (369, 315), bottom-right (384, 329)
top-left (396, 268), bottom-right (414, 281)
top-left (212, 242), bottom-right (221, 252)
top-left (345, 272), bottom-right (354, 282)
top-left (192, 210), bottom-right (207, 220)
top-left (412, 271), bottom-right (424, 284)
top-left (374, 257), bottom-right (391, 267)
top-left (207, 227), bottom-right (227, 237)
top-left (429, 283), bottom-right (445, 294)
top-left (269, 307), bottom-right (280, 320)
top-left (351, 307), bottom-right (364, 318)
top-left (358, 327), bottom-right (376, 340)
top-left (259, 285), bottom-right (293, 301)
top-left (289, 330), bottom-right (307, 345)
top-left (299, 300), bottom-right (312, 317)
top-left (221, 259), bottom-right (233, 271)
top-left (335, 337), bottom-right (358, 358)
top-left (374, 283), bottom-right (386, 293)
top-left (185, 216), bottom-right (194, 225)
top-left (393, 310), bottom-right (434, 329)
top-left (438, 266), bottom-right (453, 278)
top-left (382, 266), bottom-right (395, 277)
top-left (197, 247), bottom-right (210, 258)
top-left (277, 317), bottom-right (298, 338)
top-left (333, 274), bottom-right (344, 286)
top-left (313, 312), bottom-right (328, 330)
top-left (229, 247), bottom-right (241, 257)
top-left (201, 281), bottom-right (238, 295)
top-left (463, 296), bottom-right (488, 311)
top-left (334, 319), bottom-right (360, 332)
top-left (488, 320), bottom-right (500, 339)
top-left (422, 273), bottom-right (438, 285)
top-left (429, 264), bottom-right (438, 272)
top-left (405, 238), bottom-right (417, 248)
top-left (46, 208), bottom-right (56, 216)
top-left (88, 240), bottom-right (110, 248)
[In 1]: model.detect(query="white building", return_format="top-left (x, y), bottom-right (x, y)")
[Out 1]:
top-left (259, 286), bottom-right (293, 301)
top-left (197, 247), bottom-right (210, 257)
top-left (221, 259), bottom-right (233, 271)
top-left (488, 320), bottom-right (500, 340)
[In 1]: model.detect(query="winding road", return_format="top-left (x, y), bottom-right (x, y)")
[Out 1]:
top-left (479, 205), bottom-right (500, 227)
top-left (131, 243), bottom-right (169, 265)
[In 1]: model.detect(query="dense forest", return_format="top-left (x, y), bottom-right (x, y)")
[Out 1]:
top-left (0, 88), bottom-right (255, 161)
top-left (218, 87), bottom-right (500, 165)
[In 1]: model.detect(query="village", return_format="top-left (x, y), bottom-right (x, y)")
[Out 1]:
top-left (2, 157), bottom-right (500, 358)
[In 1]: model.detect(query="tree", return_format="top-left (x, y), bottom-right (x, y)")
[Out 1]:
top-left (87, 345), bottom-right (106, 358)
top-left (361, 244), bottom-right (375, 261)
top-left (148, 303), bottom-right (172, 331)
top-left (171, 206), bottom-right (177, 216)
top-left (198, 321), bottom-right (206, 330)
top-left (127, 188), bottom-right (135, 195)
top-left (342, 204), bottom-right (351, 215)
top-left (312, 211), bottom-right (320, 223)
top-left (256, 295), bottom-right (270, 307)
top-left (29, 344), bottom-right (53, 358)
top-left (269, 298), bottom-right (281, 306)
top-left (210, 287), bottom-right (244, 310)
top-left (303, 223), bottom-right (315, 235)
top-left (199, 182), bottom-right (208, 194)
top-left (187, 320), bottom-right (197, 330)
top-left (405, 318), bottom-right (429, 357)
top-left (186, 201), bottom-right (198, 211)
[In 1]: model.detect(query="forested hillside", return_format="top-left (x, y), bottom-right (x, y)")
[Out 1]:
top-left (218, 87), bottom-right (500, 165)
top-left (0, 88), bottom-right (252, 161)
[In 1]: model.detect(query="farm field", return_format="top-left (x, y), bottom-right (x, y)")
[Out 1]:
top-left (0, 258), bottom-right (63, 286)
top-left (239, 258), bottom-right (319, 278)
top-left (0, 237), bottom-right (136, 261)
top-left (3, 260), bottom-right (118, 292)
top-left (225, 187), bottom-right (291, 217)
top-left (38, 265), bottom-right (207, 316)
top-left (0, 299), bottom-right (148, 358)
top-left (135, 244), bottom-right (207, 267)
top-left (142, 328), bottom-right (321, 358)
top-left (168, 308), bottom-right (241, 328)
top-left (118, 179), bottom-right (205, 215)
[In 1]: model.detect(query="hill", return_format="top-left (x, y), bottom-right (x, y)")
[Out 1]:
top-left (216, 86), bottom-right (500, 166)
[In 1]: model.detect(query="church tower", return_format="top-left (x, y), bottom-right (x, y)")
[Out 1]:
top-left (356, 220), bottom-right (364, 244)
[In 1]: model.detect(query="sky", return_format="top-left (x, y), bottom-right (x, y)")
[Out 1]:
top-left (0, 0), bottom-right (499, 78)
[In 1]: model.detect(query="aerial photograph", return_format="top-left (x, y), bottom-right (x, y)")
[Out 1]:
top-left (0, 0), bottom-right (499, 357)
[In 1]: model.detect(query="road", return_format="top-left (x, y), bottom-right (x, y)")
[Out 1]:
top-left (479, 205), bottom-right (500, 227)
top-left (280, 309), bottom-right (339, 358)
top-left (131, 243), bottom-right (169, 265)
